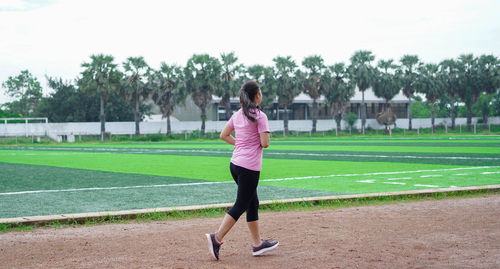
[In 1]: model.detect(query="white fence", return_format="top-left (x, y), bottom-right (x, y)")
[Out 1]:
top-left (1, 117), bottom-right (500, 141)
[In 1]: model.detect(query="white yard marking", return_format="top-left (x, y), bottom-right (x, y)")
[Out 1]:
top-left (357, 180), bottom-right (375, 183)
top-left (261, 166), bottom-right (495, 182)
top-left (420, 175), bottom-right (443, 178)
top-left (383, 182), bottom-right (406, 185)
top-left (0, 181), bottom-right (231, 196)
top-left (387, 177), bottom-right (411, 181)
top-left (481, 172), bottom-right (500, 175)
top-left (414, 184), bottom-right (439, 188)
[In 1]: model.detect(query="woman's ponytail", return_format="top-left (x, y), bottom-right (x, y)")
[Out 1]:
top-left (239, 81), bottom-right (261, 122)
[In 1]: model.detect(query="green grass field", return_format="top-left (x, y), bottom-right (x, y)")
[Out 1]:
top-left (1, 135), bottom-right (499, 219)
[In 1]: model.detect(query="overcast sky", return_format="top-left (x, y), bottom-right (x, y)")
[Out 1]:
top-left (1, 0), bottom-right (499, 104)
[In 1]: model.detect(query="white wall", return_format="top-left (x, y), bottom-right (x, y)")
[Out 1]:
top-left (1, 117), bottom-right (499, 138)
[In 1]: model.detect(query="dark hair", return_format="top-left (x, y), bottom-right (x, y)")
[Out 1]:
top-left (239, 80), bottom-right (261, 122)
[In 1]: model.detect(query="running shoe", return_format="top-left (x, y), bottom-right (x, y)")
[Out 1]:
top-left (252, 239), bottom-right (279, 256)
top-left (205, 233), bottom-right (222, 260)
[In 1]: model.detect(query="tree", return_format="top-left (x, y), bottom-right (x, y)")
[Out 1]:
top-left (440, 59), bottom-right (460, 129)
top-left (149, 63), bottom-right (187, 135)
top-left (476, 54), bottom-right (499, 129)
top-left (415, 63), bottom-right (445, 133)
top-left (184, 54), bottom-right (222, 136)
top-left (2, 70), bottom-right (43, 116)
top-left (343, 112), bottom-right (358, 134)
top-left (372, 59), bottom-right (402, 132)
top-left (246, 65), bottom-right (277, 118)
top-left (41, 76), bottom-right (135, 122)
top-left (456, 54), bottom-right (482, 131)
top-left (215, 52), bottom-right (243, 120)
top-left (79, 54), bottom-right (122, 141)
top-left (322, 63), bottom-right (355, 134)
top-left (400, 55), bottom-right (421, 130)
top-left (349, 50), bottom-right (376, 134)
top-left (122, 56), bottom-right (151, 136)
top-left (302, 55), bottom-right (326, 133)
top-left (273, 56), bottom-right (302, 136)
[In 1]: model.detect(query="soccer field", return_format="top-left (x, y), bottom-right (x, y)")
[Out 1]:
top-left (1, 135), bottom-right (499, 219)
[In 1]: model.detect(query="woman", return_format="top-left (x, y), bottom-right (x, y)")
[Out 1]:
top-left (205, 81), bottom-right (279, 260)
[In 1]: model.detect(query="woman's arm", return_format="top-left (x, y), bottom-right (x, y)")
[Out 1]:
top-left (220, 124), bottom-right (235, 145)
top-left (260, 132), bottom-right (270, 148)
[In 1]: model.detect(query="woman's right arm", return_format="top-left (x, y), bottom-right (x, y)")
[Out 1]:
top-left (220, 124), bottom-right (235, 145)
top-left (260, 132), bottom-right (270, 148)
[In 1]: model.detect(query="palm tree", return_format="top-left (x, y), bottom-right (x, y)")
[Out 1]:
top-left (322, 63), bottom-right (356, 134)
top-left (476, 54), bottom-right (499, 129)
top-left (415, 63), bottom-right (444, 133)
top-left (184, 54), bottom-right (222, 136)
top-left (400, 55), bottom-right (421, 130)
top-left (215, 52), bottom-right (243, 120)
top-left (349, 50), bottom-right (375, 134)
top-left (372, 59), bottom-right (402, 132)
top-left (122, 56), bottom-right (150, 136)
top-left (247, 65), bottom-right (277, 118)
top-left (440, 59), bottom-right (460, 129)
top-left (273, 56), bottom-right (301, 136)
top-left (457, 54), bottom-right (481, 131)
top-left (302, 55), bottom-right (325, 133)
top-left (79, 54), bottom-right (122, 141)
top-left (149, 63), bottom-right (186, 135)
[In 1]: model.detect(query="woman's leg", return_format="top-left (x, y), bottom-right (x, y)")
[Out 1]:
top-left (215, 214), bottom-right (236, 242)
top-left (218, 164), bottom-right (259, 241)
top-left (246, 192), bottom-right (261, 246)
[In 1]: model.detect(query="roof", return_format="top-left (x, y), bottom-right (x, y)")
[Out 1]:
top-left (212, 87), bottom-right (411, 104)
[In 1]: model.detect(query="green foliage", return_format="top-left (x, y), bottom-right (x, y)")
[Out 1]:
top-left (1, 70), bottom-right (43, 116)
top-left (373, 59), bottom-right (403, 105)
top-left (400, 55), bottom-right (421, 99)
top-left (411, 100), bottom-right (431, 118)
top-left (184, 54), bottom-right (222, 135)
top-left (323, 63), bottom-right (355, 128)
top-left (39, 77), bottom-right (136, 122)
top-left (343, 112), bottom-right (358, 129)
top-left (79, 54), bottom-right (122, 99)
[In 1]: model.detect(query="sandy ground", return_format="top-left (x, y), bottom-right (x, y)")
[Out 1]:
top-left (1, 195), bottom-right (499, 269)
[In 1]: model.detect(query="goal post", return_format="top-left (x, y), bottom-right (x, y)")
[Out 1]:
top-left (0, 117), bottom-right (49, 137)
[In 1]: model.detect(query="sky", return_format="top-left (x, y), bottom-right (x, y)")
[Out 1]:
top-left (1, 0), bottom-right (499, 104)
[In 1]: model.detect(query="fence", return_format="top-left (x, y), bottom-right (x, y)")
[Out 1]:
top-left (1, 117), bottom-right (500, 141)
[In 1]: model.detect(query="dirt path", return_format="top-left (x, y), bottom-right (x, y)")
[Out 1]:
top-left (1, 195), bottom-right (499, 268)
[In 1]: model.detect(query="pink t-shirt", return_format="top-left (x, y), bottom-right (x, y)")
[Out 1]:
top-left (227, 108), bottom-right (270, 171)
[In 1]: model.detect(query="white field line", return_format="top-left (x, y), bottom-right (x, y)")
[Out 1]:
top-left (481, 172), bottom-right (500, 174)
top-left (1, 166), bottom-right (497, 196)
top-left (357, 180), bottom-right (375, 183)
top-left (0, 182), bottom-right (230, 196)
top-left (387, 177), bottom-right (412, 181)
top-left (420, 175), bottom-right (443, 178)
top-left (3, 147), bottom-right (500, 161)
top-left (260, 166), bottom-right (495, 182)
top-left (414, 184), bottom-right (439, 188)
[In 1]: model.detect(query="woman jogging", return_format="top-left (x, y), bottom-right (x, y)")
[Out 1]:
top-left (205, 81), bottom-right (279, 260)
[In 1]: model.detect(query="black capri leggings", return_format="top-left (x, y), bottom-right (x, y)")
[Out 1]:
top-left (227, 162), bottom-right (260, 222)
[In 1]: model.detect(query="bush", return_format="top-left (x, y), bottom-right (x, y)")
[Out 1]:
top-left (343, 112), bottom-right (358, 131)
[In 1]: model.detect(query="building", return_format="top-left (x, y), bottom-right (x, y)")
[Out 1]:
top-left (167, 87), bottom-right (411, 122)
